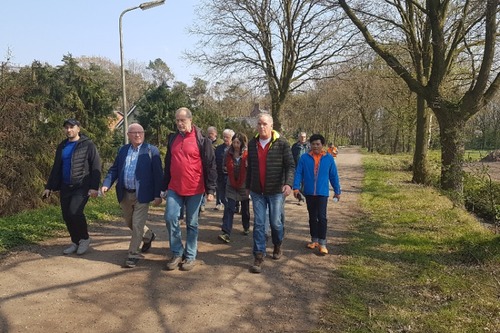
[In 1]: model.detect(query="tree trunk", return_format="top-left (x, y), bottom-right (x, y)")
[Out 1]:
top-left (412, 95), bottom-right (430, 184)
top-left (435, 111), bottom-right (466, 198)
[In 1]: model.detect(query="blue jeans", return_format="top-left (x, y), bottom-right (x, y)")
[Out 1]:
top-left (250, 192), bottom-right (284, 255)
top-left (305, 195), bottom-right (328, 245)
top-left (164, 190), bottom-right (203, 260)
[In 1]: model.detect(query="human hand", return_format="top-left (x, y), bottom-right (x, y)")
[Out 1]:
top-left (153, 197), bottom-right (162, 206)
top-left (100, 186), bottom-right (109, 196)
top-left (42, 189), bottom-right (51, 199)
top-left (282, 185), bottom-right (292, 197)
top-left (207, 194), bottom-right (214, 201)
top-left (88, 189), bottom-right (99, 198)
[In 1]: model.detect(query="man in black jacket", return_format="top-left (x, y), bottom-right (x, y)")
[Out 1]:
top-left (43, 119), bottom-right (101, 255)
top-left (246, 113), bottom-right (295, 273)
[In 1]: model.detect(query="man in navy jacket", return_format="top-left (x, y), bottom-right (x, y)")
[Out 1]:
top-left (101, 123), bottom-right (163, 268)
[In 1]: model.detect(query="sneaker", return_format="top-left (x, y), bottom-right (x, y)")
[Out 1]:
top-left (63, 243), bottom-right (78, 255)
top-left (306, 242), bottom-right (319, 249)
top-left (214, 204), bottom-right (223, 211)
top-left (218, 233), bottom-right (230, 243)
top-left (272, 244), bottom-right (282, 260)
top-left (242, 229), bottom-right (250, 236)
top-left (181, 259), bottom-right (196, 271)
top-left (165, 256), bottom-right (182, 271)
top-left (319, 245), bottom-right (329, 255)
top-left (76, 238), bottom-right (91, 255)
top-left (124, 257), bottom-right (139, 268)
top-left (249, 252), bottom-right (264, 273)
top-left (141, 232), bottom-right (156, 253)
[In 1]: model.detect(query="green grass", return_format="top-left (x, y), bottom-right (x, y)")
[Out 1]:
top-left (0, 189), bottom-right (121, 253)
top-left (318, 153), bottom-right (500, 333)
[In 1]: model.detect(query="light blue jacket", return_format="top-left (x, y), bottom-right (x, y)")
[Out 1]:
top-left (293, 152), bottom-right (341, 197)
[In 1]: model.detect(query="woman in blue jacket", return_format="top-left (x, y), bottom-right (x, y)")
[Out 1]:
top-left (292, 134), bottom-right (341, 255)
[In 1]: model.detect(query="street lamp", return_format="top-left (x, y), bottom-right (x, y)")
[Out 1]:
top-left (119, 0), bottom-right (165, 144)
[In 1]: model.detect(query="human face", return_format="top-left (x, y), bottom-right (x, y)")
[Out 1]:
top-left (298, 133), bottom-right (307, 143)
top-left (127, 124), bottom-right (145, 147)
top-left (310, 139), bottom-right (323, 154)
top-left (232, 138), bottom-right (242, 152)
top-left (64, 125), bottom-right (80, 142)
top-left (176, 111), bottom-right (192, 133)
top-left (257, 115), bottom-right (273, 140)
top-left (223, 133), bottom-right (232, 146)
top-left (208, 130), bottom-right (217, 142)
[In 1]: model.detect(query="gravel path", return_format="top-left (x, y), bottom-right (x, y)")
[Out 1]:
top-left (0, 147), bottom-right (363, 333)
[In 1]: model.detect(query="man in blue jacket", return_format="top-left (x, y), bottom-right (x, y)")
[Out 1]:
top-left (293, 133), bottom-right (341, 255)
top-left (101, 123), bottom-right (163, 268)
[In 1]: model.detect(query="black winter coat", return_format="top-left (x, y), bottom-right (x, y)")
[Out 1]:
top-left (246, 130), bottom-right (295, 195)
top-left (45, 134), bottom-right (101, 191)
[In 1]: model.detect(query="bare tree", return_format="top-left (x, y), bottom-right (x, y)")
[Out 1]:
top-left (189, 0), bottom-right (355, 131)
top-left (339, 0), bottom-right (500, 198)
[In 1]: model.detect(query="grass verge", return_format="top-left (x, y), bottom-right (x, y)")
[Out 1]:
top-left (0, 189), bottom-right (121, 254)
top-left (318, 153), bottom-right (500, 333)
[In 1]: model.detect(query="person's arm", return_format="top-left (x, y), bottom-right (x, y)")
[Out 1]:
top-left (88, 142), bottom-right (102, 197)
top-left (151, 145), bottom-right (164, 200)
top-left (329, 156), bottom-right (341, 197)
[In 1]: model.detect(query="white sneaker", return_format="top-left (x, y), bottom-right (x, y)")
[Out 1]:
top-left (77, 238), bottom-right (91, 255)
top-left (63, 243), bottom-right (78, 255)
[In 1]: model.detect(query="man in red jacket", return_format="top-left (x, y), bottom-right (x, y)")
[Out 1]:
top-left (162, 107), bottom-right (217, 271)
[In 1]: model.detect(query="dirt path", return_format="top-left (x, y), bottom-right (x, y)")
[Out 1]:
top-left (0, 147), bottom-right (363, 333)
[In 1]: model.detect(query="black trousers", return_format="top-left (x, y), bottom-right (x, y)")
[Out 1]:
top-left (60, 185), bottom-right (90, 244)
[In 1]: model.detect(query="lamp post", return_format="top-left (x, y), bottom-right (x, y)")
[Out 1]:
top-left (119, 0), bottom-right (165, 144)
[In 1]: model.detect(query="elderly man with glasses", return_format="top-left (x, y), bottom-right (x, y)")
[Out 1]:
top-left (101, 123), bottom-right (163, 268)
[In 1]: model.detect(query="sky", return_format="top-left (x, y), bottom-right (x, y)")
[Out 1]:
top-left (0, 0), bottom-right (201, 85)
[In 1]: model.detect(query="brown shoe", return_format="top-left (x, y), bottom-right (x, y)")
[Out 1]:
top-left (250, 252), bottom-right (264, 273)
top-left (272, 243), bottom-right (282, 260)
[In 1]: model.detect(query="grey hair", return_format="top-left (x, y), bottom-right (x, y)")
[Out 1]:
top-left (223, 128), bottom-right (235, 137)
top-left (257, 112), bottom-right (273, 124)
top-left (176, 107), bottom-right (193, 118)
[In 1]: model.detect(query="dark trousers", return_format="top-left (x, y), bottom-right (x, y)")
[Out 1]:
top-left (216, 175), bottom-right (227, 206)
top-left (60, 185), bottom-right (90, 244)
top-left (305, 195), bottom-right (328, 241)
top-left (221, 198), bottom-right (250, 235)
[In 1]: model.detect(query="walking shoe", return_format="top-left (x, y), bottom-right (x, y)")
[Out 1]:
top-left (63, 243), bottom-right (78, 255)
top-left (306, 242), bottom-right (319, 249)
top-left (76, 238), bottom-right (91, 255)
top-left (141, 232), bottom-right (156, 253)
top-left (165, 256), bottom-right (182, 270)
top-left (319, 245), bottom-right (329, 255)
top-left (272, 244), bottom-right (282, 260)
top-left (250, 252), bottom-right (264, 273)
top-left (242, 229), bottom-right (250, 236)
top-left (180, 259), bottom-right (196, 271)
top-left (218, 233), bottom-right (230, 243)
top-left (214, 204), bottom-right (223, 211)
top-left (124, 257), bottom-right (139, 268)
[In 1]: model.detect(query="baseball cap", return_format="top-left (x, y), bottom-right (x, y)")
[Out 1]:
top-left (63, 118), bottom-right (81, 127)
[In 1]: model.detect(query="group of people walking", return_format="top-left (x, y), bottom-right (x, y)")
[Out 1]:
top-left (43, 107), bottom-right (341, 274)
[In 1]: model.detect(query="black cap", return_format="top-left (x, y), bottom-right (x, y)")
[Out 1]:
top-left (63, 118), bottom-right (80, 127)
